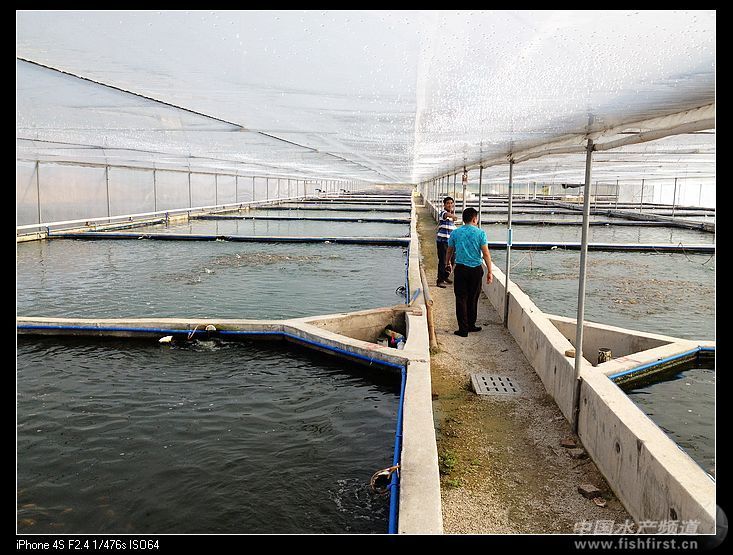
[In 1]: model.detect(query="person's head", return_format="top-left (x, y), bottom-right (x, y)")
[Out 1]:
top-left (462, 207), bottom-right (478, 224)
top-left (443, 196), bottom-right (454, 211)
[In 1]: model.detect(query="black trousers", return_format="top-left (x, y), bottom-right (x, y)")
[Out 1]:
top-left (436, 241), bottom-right (454, 282)
top-left (454, 263), bottom-right (483, 332)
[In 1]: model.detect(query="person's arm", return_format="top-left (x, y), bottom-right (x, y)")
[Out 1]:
top-left (440, 210), bottom-right (457, 221)
top-left (481, 244), bottom-right (493, 284)
top-left (445, 246), bottom-right (455, 273)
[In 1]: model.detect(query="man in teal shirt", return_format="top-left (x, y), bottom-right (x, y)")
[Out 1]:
top-left (445, 207), bottom-right (494, 337)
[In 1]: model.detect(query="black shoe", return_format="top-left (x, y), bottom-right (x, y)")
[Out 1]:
top-left (453, 330), bottom-right (469, 337)
top-left (444, 278), bottom-right (453, 284)
top-left (468, 326), bottom-right (482, 332)
top-left (436, 281), bottom-right (447, 288)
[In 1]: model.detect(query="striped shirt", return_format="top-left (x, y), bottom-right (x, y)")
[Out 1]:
top-left (437, 209), bottom-right (457, 242)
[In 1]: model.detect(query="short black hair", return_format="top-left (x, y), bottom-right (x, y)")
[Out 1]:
top-left (443, 196), bottom-right (454, 204)
top-left (462, 207), bottom-right (478, 223)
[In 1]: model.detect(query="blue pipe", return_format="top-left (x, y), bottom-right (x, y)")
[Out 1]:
top-left (17, 324), bottom-right (406, 371)
top-left (608, 346), bottom-right (715, 380)
top-left (388, 366), bottom-right (407, 534)
top-left (17, 324), bottom-right (204, 335)
top-left (404, 243), bottom-right (410, 303)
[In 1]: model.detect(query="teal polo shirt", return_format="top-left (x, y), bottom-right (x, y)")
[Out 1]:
top-left (448, 224), bottom-right (488, 267)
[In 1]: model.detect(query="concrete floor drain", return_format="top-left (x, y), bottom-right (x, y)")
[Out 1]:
top-left (470, 374), bottom-right (521, 396)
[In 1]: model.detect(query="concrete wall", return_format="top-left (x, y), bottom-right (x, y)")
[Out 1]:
top-left (398, 196), bottom-right (443, 534)
top-left (579, 368), bottom-right (715, 532)
top-left (300, 307), bottom-right (406, 343)
top-left (547, 314), bottom-right (677, 364)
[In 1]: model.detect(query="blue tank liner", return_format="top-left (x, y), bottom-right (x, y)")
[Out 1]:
top-left (16, 322), bottom-right (408, 533)
top-left (404, 243), bottom-right (410, 303)
top-left (389, 366), bottom-right (407, 534)
top-left (485, 241), bottom-right (715, 253)
top-left (608, 346), bottom-right (715, 381)
top-left (47, 231), bottom-right (410, 247)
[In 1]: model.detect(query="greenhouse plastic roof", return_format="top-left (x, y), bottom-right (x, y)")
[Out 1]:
top-left (16, 10), bottom-right (716, 184)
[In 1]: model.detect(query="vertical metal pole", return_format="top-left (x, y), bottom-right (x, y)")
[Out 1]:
top-left (572, 139), bottom-right (594, 434)
top-left (215, 174), bottom-right (218, 207)
top-left (235, 175), bottom-right (239, 203)
top-left (593, 181), bottom-right (597, 211)
top-left (288, 178), bottom-right (291, 199)
top-left (106, 165), bottom-right (111, 217)
top-left (266, 177), bottom-right (270, 201)
top-left (534, 181), bottom-right (537, 200)
top-left (188, 171), bottom-right (192, 208)
top-left (639, 179), bottom-right (645, 212)
top-left (252, 176), bottom-right (255, 202)
top-left (36, 161), bottom-right (42, 225)
top-left (462, 172), bottom-right (467, 214)
top-left (453, 173), bottom-right (457, 201)
top-left (615, 179), bottom-right (619, 209)
top-left (671, 177), bottom-right (678, 218)
top-left (698, 183), bottom-right (703, 207)
top-left (153, 169), bottom-right (157, 212)
top-left (478, 166), bottom-right (483, 227)
top-left (503, 160), bottom-right (514, 327)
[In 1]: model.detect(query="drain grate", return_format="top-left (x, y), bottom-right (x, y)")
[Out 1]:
top-left (470, 374), bottom-right (521, 396)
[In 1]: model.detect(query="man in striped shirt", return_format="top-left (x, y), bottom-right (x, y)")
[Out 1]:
top-left (436, 196), bottom-right (457, 288)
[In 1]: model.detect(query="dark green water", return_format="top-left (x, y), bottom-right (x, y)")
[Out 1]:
top-left (16, 240), bottom-right (408, 319)
top-left (489, 249), bottom-right (714, 341)
top-left (622, 365), bottom-right (715, 476)
top-left (17, 337), bottom-right (400, 533)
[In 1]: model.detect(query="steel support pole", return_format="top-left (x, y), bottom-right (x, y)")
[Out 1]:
top-left (36, 161), bottom-right (42, 224)
top-left (572, 139), bottom-right (594, 434)
top-left (615, 179), bottom-right (619, 209)
top-left (478, 166), bottom-right (483, 226)
top-left (671, 177), bottom-right (678, 218)
top-left (453, 173), bottom-right (457, 201)
top-left (153, 169), bottom-right (157, 212)
top-left (106, 165), bottom-right (111, 217)
top-left (699, 183), bottom-right (703, 206)
top-left (462, 173), bottom-right (467, 214)
top-left (214, 174), bottom-right (218, 207)
top-left (235, 175), bottom-right (238, 203)
top-left (503, 160), bottom-right (515, 327)
top-left (639, 179), bottom-right (644, 212)
top-left (188, 171), bottom-right (192, 208)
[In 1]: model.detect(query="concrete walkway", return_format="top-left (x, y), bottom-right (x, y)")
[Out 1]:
top-left (417, 204), bottom-right (632, 533)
